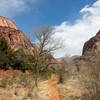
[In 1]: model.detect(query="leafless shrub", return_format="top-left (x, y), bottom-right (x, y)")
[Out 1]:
top-left (28, 25), bottom-right (63, 86)
top-left (79, 55), bottom-right (100, 100)
top-left (57, 56), bottom-right (78, 83)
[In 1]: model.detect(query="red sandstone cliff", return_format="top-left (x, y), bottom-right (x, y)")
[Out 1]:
top-left (82, 31), bottom-right (100, 55)
top-left (0, 16), bottom-right (55, 61)
top-left (0, 16), bottom-right (35, 56)
top-left (0, 16), bottom-right (18, 30)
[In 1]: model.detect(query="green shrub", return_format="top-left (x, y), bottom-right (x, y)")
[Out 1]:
top-left (0, 38), bottom-right (34, 71)
top-left (0, 37), bottom-right (16, 69)
top-left (0, 77), bottom-right (16, 88)
top-left (0, 78), bottom-right (8, 88)
top-left (0, 37), bottom-right (54, 81)
top-left (39, 68), bottom-right (54, 79)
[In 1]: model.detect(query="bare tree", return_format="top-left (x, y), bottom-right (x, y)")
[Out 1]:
top-left (29, 25), bottom-right (62, 86)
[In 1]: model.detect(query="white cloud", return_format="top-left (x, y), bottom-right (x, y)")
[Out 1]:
top-left (0, 0), bottom-right (37, 18)
top-left (53, 0), bottom-right (100, 58)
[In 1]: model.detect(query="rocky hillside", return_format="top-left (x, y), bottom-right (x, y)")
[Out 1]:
top-left (82, 31), bottom-right (100, 56)
top-left (0, 16), bottom-right (36, 56)
top-left (0, 16), bottom-right (18, 30)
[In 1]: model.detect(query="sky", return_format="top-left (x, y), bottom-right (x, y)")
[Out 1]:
top-left (0, 0), bottom-right (100, 58)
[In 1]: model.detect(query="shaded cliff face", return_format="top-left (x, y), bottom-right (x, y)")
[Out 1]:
top-left (0, 17), bottom-right (35, 56)
top-left (82, 31), bottom-right (100, 55)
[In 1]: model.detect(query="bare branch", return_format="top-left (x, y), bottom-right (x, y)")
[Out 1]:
top-left (27, 25), bottom-right (63, 86)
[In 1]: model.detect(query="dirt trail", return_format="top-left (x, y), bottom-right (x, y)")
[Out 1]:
top-left (48, 76), bottom-right (60, 100)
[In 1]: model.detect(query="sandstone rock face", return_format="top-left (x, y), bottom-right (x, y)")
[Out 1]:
top-left (0, 16), bottom-right (55, 62)
top-left (0, 16), bottom-right (18, 30)
top-left (0, 17), bottom-right (35, 56)
top-left (82, 31), bottom-right (100, 55)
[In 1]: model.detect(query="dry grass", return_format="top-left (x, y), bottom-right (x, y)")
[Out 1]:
top-left (0, 73), bottom-right (53, 100)
top-left (57, 74), bottom-right (91, 100)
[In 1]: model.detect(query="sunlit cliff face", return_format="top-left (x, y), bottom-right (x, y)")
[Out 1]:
top-left (0, 16), bottom-right (36, 56)
top-left (0, 16), bottom-right (18, 30)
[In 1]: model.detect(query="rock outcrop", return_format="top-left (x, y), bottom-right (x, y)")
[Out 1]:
top-left (0, 16), bottom-right (18, 30)
top-left (0, 16), bottom-right (35, 56)
top-left (82, 31), bottom-right (100, 56)
top-left (0, 16), bottom-right (56, 63)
